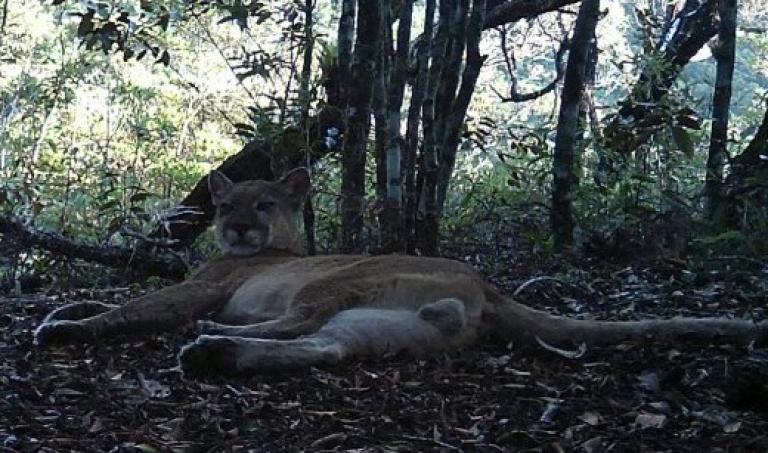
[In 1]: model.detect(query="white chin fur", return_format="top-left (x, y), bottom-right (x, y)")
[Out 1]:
top-left (222, 244), bottom-right (263, 256)
top-left (217, 228), bottom-right (266, 256)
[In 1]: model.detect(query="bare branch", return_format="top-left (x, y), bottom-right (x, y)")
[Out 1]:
top-left (495, 26), bottom-right (569, 103)
top-left (0, 215), bottom-right (189, 280)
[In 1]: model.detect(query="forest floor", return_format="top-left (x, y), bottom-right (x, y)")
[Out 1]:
top-left (2, 252), bottom-right (768, 452)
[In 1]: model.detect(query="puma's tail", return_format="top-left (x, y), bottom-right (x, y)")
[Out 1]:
top-left (484, 291), bottom-right (767, 348)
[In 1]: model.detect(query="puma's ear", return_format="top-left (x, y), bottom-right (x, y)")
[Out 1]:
top-left (208, 171), bottom-right (233, 205)
top-left (277, 167), bottom-right (311, 207)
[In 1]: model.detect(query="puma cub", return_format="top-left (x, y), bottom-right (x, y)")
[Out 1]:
top-left (35, 168), bottom-right (767, 375)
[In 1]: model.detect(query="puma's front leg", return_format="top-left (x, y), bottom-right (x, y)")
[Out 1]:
top-left (35, 281), bottom-right (230, 346)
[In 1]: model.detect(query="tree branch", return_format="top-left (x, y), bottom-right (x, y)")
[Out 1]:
top-left (495, 26), bottom-right (569, 102)
top-left (0, 215), bottom-right (188, 280)
top-left (484, 0), bottom-right (579, 29)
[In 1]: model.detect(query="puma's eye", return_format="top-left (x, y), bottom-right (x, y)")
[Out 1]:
top-left (218, 202), bottom-right (233, 214)
top-left (255, 201), bottom-right (275, 212)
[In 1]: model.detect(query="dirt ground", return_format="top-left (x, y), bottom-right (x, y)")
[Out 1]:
top-left (2, 258), bottom-right (767, 452)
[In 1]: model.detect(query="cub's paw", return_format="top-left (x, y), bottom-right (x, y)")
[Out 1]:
top-left (34, 320), bottom-right (95, 346)
top-left (178, 336), bottom-right (241, 377)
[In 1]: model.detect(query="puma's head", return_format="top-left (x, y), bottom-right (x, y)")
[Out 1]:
top-left (208, 168), bottom-right (310, 256)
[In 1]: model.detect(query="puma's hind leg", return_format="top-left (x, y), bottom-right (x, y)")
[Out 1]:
top-left (197, 315), bottom-right (321, 340)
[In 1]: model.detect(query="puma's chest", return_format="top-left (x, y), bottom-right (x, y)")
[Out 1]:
top-left (216, 273), bottom-right (304, 324)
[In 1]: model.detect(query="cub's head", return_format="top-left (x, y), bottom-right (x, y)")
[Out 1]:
top-left (208, 168), bottom-right (310, 256)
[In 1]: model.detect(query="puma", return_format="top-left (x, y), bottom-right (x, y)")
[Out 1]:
top-left (34, 168), bottom-right (768, 376)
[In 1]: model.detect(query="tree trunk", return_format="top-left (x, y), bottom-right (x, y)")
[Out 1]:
top-left (340, 0), bottom-right (380, 253)
top-left (416, 0), bottom-right (454, 256)
top-left (403, 0), bottom-right (435, 253)
top-left (723, 100), bottom-right (768, 228)
top-left (435, 0), bottom-right (487, 216)
top-left (298, 0), bottom-right (315, 120)
top-left (551, 0), bottom-right (600, 252)
top-left (577, 37), bottom-right (598, 184)
top-left (379, 0), bottom-right (414, 253)
top-left (729, 102), bottom-right (768, 178)
top-left (336, 0), bottom-right (356, 111)
top-left (373, 0), bottom-right (392, 249)
top-left (299, 0), bottom-right (317, 255)
top-left (704, 0), bottom-right (737, 224)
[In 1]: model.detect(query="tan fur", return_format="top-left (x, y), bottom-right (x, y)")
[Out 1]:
top-left (35, 169), bottom-right (768, 376)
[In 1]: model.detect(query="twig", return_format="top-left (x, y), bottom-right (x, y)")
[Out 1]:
top-left (194, 15), bottom-right (258, 103)
top-left (495, 25), bottom-right (569, 103)
top-left (535, 336), bottom-right (587, 359)
top-left (512, 276), bottom-right (569, 296)
top-left (708, 255), bottom-right (767, 268)
top-left (398, 434), bottom-right (461, 451)
top-left (120, 227), bottom-right (180, 248)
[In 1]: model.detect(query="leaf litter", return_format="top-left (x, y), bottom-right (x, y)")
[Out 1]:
top-left (1, 257), bottom-right (768, 451)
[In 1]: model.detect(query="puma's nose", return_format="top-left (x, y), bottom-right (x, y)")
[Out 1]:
top-left (230, 223), bottom-right (250, 235)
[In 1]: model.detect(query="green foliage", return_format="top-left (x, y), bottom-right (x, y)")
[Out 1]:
top-left (2, 0), bottom-right (768, 291)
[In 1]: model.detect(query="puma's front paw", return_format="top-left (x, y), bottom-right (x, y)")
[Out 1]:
top-left (34, 320), bottom-right (95, 346)
top-left (178, 336), bottom-right (241, 377)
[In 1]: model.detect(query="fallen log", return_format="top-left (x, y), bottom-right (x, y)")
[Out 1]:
top-left (0, 215), bottom-right (188, 280)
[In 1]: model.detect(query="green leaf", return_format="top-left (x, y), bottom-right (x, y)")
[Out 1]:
top-left (130, 192), bottom-right (153, 203)
top-left (76, 9), bottom-right (96, 35)
top-left (671, 126), bottom-right (694, 157)
top-left (156, 50), bottom-right (170, 66)
top-left (233, 123), bottom-right (255, 132)
top-left (99, 199), bottom-right (120, 211)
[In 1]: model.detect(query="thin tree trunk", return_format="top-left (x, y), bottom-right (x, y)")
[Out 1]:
top-left (377, 0), bottom-right (414, 253)
top-left (704, 0), bottom-right (737, 223)
top-left (403, 0), bottom-right (435, 252)
top-left (337, 0), bottom-right (356, 111)
top-left (340, 0), bottom-right (380, 253)
top-left (577, 37), bottom-right (597, 183)
top-left (434, 0), bottom-right (468, 146)
top-left (723, 99), bottom-right (768, 228)
top-left (416, 0), bottom-right (453, 255)
top-left (551, 0), bottom-right (600, 252)
top-left (298, 0), bottom-right (315, 121)
top-left (435, 0), bottom-right (488, 217)
top-left (299, 0), bottom-right (317, 255)
top-left (729, 101), bottom-right (768, 180)
top-left (373, 0), bottom-right (392, 246)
